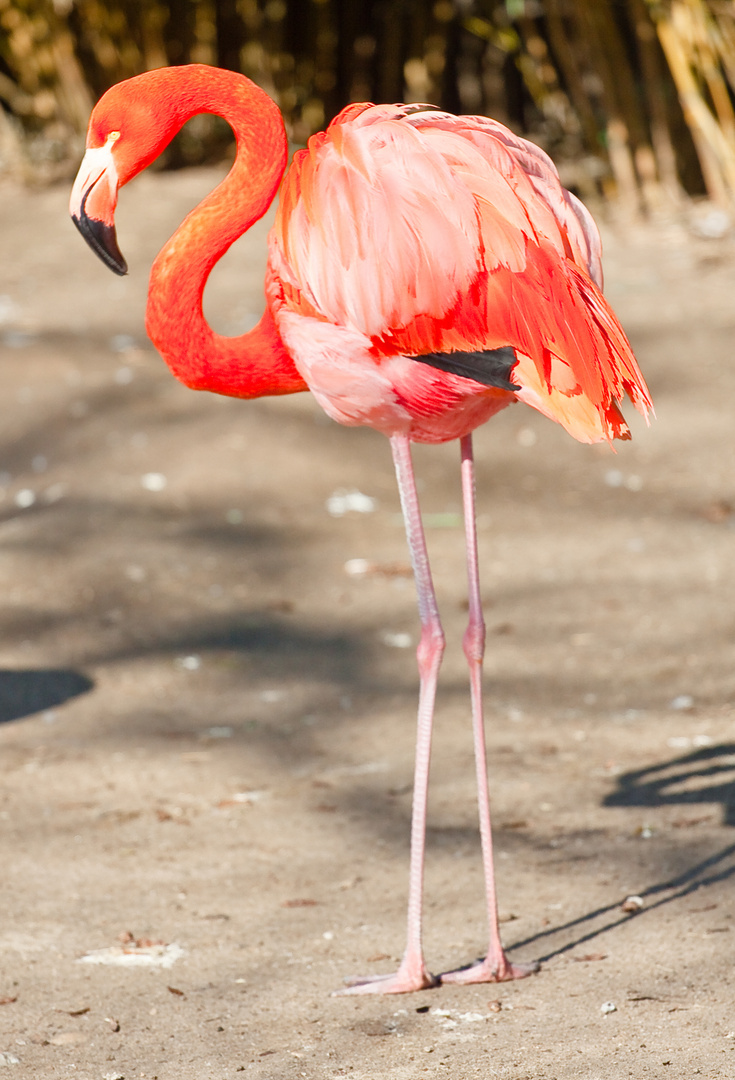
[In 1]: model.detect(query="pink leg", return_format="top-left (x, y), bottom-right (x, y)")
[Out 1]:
top-left (441, 434), bottom-right (539, 985)
top-left (336, 434), bottom-right (441, 995)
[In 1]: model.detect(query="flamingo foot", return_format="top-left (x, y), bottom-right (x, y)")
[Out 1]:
top-left (333, 958), bottom-right (440, 996)
top-left (440, 954), bottom-right (539, 985)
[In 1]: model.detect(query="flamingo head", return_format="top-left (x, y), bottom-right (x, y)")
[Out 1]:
top-left (70, 70), bottom-right (192, 276)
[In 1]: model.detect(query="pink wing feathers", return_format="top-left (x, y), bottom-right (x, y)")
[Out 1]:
top-left (269, 103), bottom-right (651, 444)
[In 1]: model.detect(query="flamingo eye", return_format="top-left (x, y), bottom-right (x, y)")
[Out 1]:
top-left (107, 131), bottom-right (121, 144)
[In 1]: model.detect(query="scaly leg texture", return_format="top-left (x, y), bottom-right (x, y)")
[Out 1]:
top-left (336, 434), bottom-right (442, 995)
top-left (440, 434), bottom-right (539, 985)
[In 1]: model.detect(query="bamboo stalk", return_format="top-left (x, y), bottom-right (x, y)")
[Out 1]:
top-left (685, 0), bottom-right (735, 142)
top-left (0, 71), bottom-right (35, 116)
top-left (570, 0), bottom-right (642, 212)
top-left (627, 0), bottom-right (683, 207)
top-left (0, 0), bottom-right (728, 205)
top-left (656, 8), bottom-right (735, 203)
top-left (712, 8), bottom-right (735, 93)
top-left (0, 101), bottom-right (26, 179)
top-left (544, 0), bottom-right (601, 156)
top-left (50, 24), bottom-right (94, 133)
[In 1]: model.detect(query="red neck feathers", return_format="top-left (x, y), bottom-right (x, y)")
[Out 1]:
top-left (126, 66), bottom-right (306, 398)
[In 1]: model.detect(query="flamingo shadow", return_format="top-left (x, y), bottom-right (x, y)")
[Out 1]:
top-left (0, 669), bottom-right (94, 724)
top-left (507, 836), bottom-right (735, 964)
top-left (604, 741), bottom-right (735, 825)
top-left (506, 744), bottom-right (735, 963)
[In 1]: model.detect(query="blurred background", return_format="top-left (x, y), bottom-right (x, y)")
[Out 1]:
top-left (2, 0), bottom-right (735, 215)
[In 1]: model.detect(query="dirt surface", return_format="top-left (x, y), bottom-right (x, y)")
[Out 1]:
top-left (0, 166), bottom-right (734, 1080)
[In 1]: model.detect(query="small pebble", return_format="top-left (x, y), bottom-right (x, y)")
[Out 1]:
top-left (175, 655), bottom-right (201, 671)
top-left (326, 489), bottom-right (377, 517)
top-left (690, 206), bottom-right (730, 239)
top-left (381, 631), bottom-right (412, 649)
top-left (13, 489), bottom-right (35, 509)
top-left (600, 1001), bottom-right (617, 1015)
top-left (344, 558), bottom-right (371, 576)
top-left (670, 694), bottom-right (694, 711)
top-left (621, 895), bottom-right (644, 913)
top-left (226, 792), bottom-right (262, 804)
top-left (141, 472), bottom-right (167, 491)
top-left (0, 295), bottom-right (18, 323)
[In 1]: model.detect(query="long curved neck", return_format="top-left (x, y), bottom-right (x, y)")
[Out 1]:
top-left (143, 67), bottom-right (306, 398)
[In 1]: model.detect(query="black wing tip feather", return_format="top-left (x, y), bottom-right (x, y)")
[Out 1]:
top-left (411, 346), bottom-right (520, 392)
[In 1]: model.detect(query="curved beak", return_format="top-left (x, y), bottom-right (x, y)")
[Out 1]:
top-left (69, 142), bottom-right (128, 275)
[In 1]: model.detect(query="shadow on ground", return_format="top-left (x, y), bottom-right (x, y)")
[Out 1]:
top-left (509, 835), bottom-right (735, 964)
top-left (489, 746), bottom-right (735, 966)
top-left (605, 743), bottom-right (735, 826)
top-left (0, 668), bottom-right (94, 723)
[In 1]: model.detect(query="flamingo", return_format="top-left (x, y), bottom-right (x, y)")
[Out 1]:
top-left (70, 64), bottom-right (652, 995)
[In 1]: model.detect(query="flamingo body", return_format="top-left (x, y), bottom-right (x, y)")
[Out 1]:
top-left (267, 102), bottom-right (650, 444)
top-left (70, 65), bottom-right (652, 996)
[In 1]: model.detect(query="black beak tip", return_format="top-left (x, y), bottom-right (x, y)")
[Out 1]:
top-left (72, 210), bottom-right (128, 276)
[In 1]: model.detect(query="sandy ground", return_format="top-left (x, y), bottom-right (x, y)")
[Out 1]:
top-left (0, 165), bottom-right (734, 1080)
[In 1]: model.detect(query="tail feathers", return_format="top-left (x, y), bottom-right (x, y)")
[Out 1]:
top-left (512, 351), bottom-right (632, 444)
top-left (508, 258), bottom-right (652, 444)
